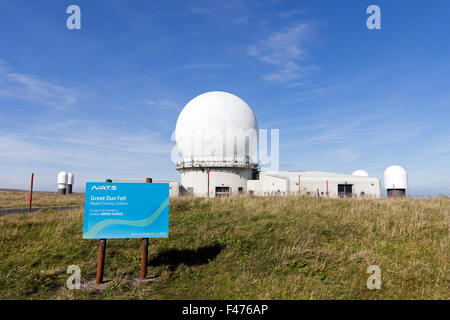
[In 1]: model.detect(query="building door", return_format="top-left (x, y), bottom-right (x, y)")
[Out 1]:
top-left (338, 184), bottom-right (353, 197)
top-left (215, 186), bottom-right (230, 197)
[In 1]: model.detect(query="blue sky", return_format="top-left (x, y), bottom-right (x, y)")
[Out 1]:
top-left (0, 0), bottom-right (449, 195)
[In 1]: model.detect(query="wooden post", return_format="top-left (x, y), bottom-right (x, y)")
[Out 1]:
top-left (140, 238), bottom-right (149, 279)
top-left (140, 178), bottom-right (152, 280)
top-left (96, 178), bottom-right (111, 284)
top-left (298, 175), bottom-right (300, 194)
top-left (326, 180), bottom-right (329, 197)
top-left (96, 239), bottom-right (107, 284)
top-left (28, 173), bottom-right (34, 213)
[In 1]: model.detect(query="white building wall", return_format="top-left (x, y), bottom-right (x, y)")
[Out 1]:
top-left (254, 171), bottom-right (381, 198)
top-left (180, 167), bottom-right (253, 197)
top-left (348, 178), bottom-right (381, 198)
top-left (293, 176), bottom-right (381, 198)
top-left (247, 175), bottom-right (289, 196)
top-left (154, 180), bottom-right (180, 197)
top-left (247, 179), bottom-right (261, 195)
top-left (178, 169), bottom-right (381, 198)
top-left (112, 180), bottom-right (180, 197)
top-left (261, 175), bottom-right (290, 195)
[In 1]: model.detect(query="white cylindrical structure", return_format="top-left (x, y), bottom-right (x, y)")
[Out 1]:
top-left (66, 172), bottom-right (74, 194)
top-left (352, 170), bottom-right (369, 177)
top-left (384, 165), bottom-right (408, 197)
top-left (57, 171), bottom-right (68, 194)
top-left (175, 91), bottom-right (259, 197)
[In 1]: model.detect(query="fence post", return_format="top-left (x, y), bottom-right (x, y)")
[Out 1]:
top-left (140, 177), bottom-right (152, 279)
top-left (28, 173), bottom-right (34, 213)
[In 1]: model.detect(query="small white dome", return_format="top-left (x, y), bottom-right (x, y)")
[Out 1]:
top-left (352, 170), bottom-right (369, 177)
top-left (67, 172), bottom-right (74, 185)
top-left (57, 171), bottom-right (68, 184)
top-left (175, 91), bottom-right (258, 163)
top-left (384, 165), bottom-right (408, 189)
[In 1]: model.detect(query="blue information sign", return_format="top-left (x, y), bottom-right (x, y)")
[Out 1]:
top-left (83, 182), bottom-right (169, 239)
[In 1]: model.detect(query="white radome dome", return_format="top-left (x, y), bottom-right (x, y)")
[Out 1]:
top-left (67, 172), bottom-right (74, 185)
top-left (352, 170), bottom-right (369, 177)
top-left (57, 171), bottom-right (68, 184)
top-left (384, 165), bottom-right (408, 189)
top-left (175, 91), bottom-right (258, 163)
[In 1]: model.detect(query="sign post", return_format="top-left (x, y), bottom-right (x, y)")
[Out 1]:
top-left (96, 238), bottom-right (107, 284)
top-left (95, 179), bottom-right (112, 284)
top-left (84, 179), bottom-right (169, 284)
top-left (140, 177), bottom-right (152, 280)
top-left (28, 172), bottom-right (34, 213)
top-left (140, 238), bottom-right (149, 279)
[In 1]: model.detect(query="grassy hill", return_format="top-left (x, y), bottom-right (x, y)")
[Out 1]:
top-left (0, 191), bottom-right (84, 209)
top-left (0, 194), bottom-right (448, 299)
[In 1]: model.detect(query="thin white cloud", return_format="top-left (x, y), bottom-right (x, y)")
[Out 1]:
top-left (188, 0), bottom-right (247, 17)
top-left (248, 23), bottom-right (314, 83)
top-left (413, 135), bottom-right (450, 162)
top-left (336, 148), bottom-right (361, 162)
top-left (288, 79), bottom-right (354, 99)
top-left (0, 125), bottom-right (172, 168)
top-left (308, 122), bottom-right (425, 145)
top-left (0, 61), bottom-right (78, 108)
top-left (281, 114), bottom-right (425, 149)
top-left (0, 119), bottom-right (177, 190)
top-left (181, 63), bottom-right (229, 70)
top-left (288, 73), bottom-right (380, 100)
top-left (277, 9), bottom-right (307, 19)
top-left (143, 99), bottom-right (180, 110)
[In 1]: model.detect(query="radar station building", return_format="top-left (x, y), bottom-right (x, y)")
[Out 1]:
top-left (173, 91), bottom-right (383, 198)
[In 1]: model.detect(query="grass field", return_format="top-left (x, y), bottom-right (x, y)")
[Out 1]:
top-left (0, 192), bottom-right (448, 299)
top-left (0, 191), bottom-right (84, 209)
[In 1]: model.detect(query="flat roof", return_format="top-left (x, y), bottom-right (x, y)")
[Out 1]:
top-left (261, 171), bottom-right (379, 180)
